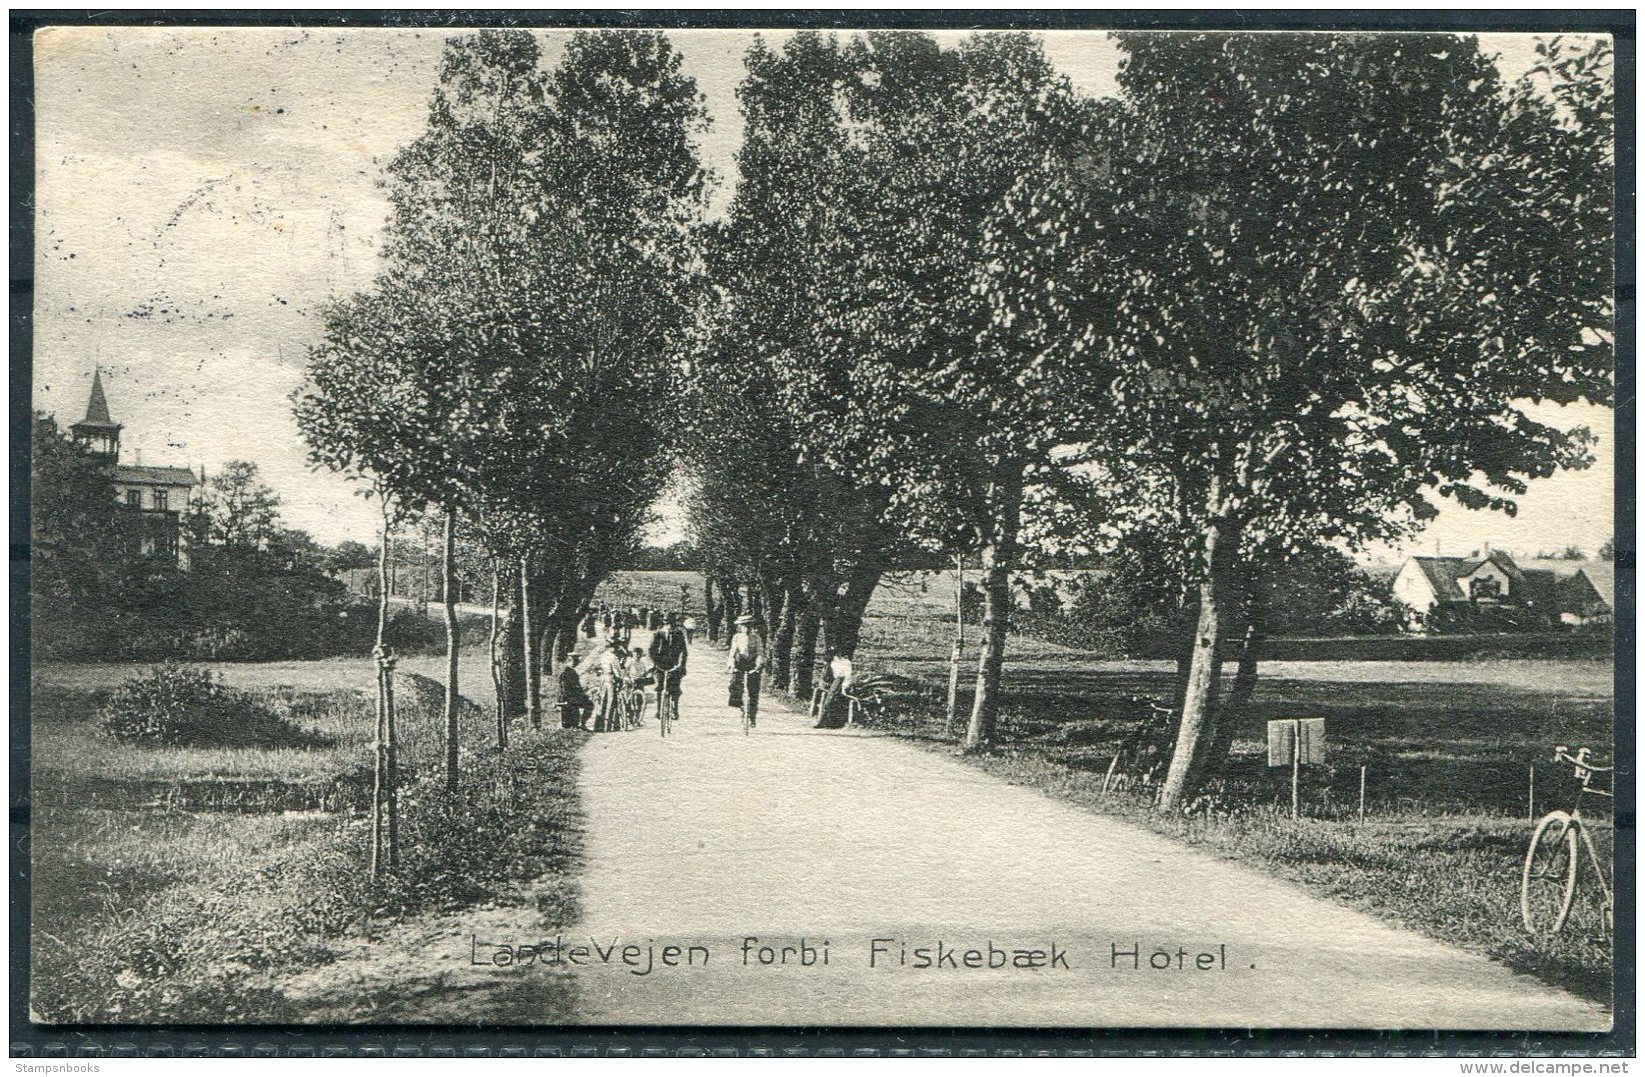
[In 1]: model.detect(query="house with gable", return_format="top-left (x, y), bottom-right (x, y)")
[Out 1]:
top-left (1391, 548), bottom-right (1562, 633)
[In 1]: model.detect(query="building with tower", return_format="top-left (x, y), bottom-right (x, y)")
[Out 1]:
top-left (70, 369), bottom-right (200, 567)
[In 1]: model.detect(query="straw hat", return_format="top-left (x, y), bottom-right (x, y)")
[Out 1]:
top-left (735, 614), bottom-right (757, 626)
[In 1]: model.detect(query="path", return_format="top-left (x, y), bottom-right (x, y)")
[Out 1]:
top-left (567, 637), bottom-right (1608, 1030)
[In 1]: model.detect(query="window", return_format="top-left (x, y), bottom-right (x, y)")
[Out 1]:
top-left (154, 489), bottom-right (168, 511)
top-left (125, 488), bottom-right (141, 508)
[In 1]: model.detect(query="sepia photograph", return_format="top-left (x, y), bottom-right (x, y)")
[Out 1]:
top-left (19, 14), bottom-right (1622, 1045)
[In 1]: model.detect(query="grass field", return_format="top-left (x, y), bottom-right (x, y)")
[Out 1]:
top-left (30, 669), bottom-right (583, 1023)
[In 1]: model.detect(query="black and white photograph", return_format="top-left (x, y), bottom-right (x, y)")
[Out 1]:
top-left (17, 14), bottom-right (1624, 1047)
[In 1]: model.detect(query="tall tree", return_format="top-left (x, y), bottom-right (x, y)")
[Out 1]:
top-left (796, 32), bottom-right (1109, 748)
top-left (1044, 32), bottom-right (1614, 808)
top-left (191, 461), bottom-right (282, 550)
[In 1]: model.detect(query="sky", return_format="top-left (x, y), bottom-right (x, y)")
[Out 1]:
top-left (31, 26), bottom-right (1614, 560)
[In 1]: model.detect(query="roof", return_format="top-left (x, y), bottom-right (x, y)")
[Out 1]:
top-left (1409, 556), bottom-right (1467, 603)
top-left (72, 367), bottom-right (125, 431)
top-left (1484, 549), bottom-right (1526, 585)
top-left (1407, 550), bottom-right (1533, 604)
top-left (1574, 564), bottom-right (1615, 609)
top-left (114, 463), bottom-right (198, 487)
top-left (86, 369), bottom-right (112, 422)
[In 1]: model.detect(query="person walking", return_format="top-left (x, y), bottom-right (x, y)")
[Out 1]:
top-left (649, 612), bottom-right (689, 722)
top-left (726, 614), bottom-right (767, 727)
top-left (682, 613), bottom-right (697, 644)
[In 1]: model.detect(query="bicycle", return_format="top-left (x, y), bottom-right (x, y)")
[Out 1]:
top-left (621, 685), bottom-right (648, 730)
top-left (656, 680), bottom-right (675, 739)
top-left (740, 669), bottom-right (758, 735)
top-left (1521, 745), bottom-right (1613, 939)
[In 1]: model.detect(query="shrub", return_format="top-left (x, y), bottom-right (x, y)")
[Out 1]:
top-left (98, 664), bottom-right (318, 748)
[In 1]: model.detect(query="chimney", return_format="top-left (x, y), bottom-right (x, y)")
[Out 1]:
top-left (135, 448), bottom-right (143, 466)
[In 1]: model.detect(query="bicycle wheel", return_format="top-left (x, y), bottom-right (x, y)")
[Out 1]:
top-left (1521, 810), bottom-right (1580, 935)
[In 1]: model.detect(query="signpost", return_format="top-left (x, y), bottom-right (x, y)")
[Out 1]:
top-left (1267, 718), bottom-right (1326, 819)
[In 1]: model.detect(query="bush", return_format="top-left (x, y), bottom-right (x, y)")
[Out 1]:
top-left (98, 664), bottom-right (318, 748)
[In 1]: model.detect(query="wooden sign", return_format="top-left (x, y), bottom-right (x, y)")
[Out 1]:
top-left (1268, 718), bottom-right (1326, 819)
top-left (1267, 718), bottom-right (1326, 767)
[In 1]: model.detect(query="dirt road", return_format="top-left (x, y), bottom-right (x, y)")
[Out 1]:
top-left (567, 645), bottom-right (1608, 1030)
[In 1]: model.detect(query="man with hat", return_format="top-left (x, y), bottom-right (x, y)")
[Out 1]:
top-left (648, 611), bottom-right (689, 719)
top-left (726, 613), bottom-right (767, 726)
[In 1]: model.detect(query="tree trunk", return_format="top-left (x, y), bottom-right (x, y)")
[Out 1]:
top-left (521, 553), bottom-right (539, 729)
top-left (704, 577), bottom-right (718, 642)
top-left (371, 512), bottom-right (398, 877)
top-left (945, 554), bottom-right (965, 735)
top-left (498, 595), bottom-right (525, 720)
top-left (1209, 578), bottom-right (1264, 771)
top-left (963, 471), bottom-right (1024, 753)
top-left (811, 566), bottom-right (876, 729)
top-left (489, 559), bottom-right (506, 752)
top-left (553, 619), bottom-right (577, 670)
top-left (962, 547), bottom-right (1012, 751)
top-left (793, 603), bottom-right (820, 697)
top-left (1158, 506), bottom-right (1238, 812)
top-left (721, 579), bottom-right (740, 638)
top-left (441, 506), bottom-right (460, 791)
top-left (772, 583), bottom-right (798, 692)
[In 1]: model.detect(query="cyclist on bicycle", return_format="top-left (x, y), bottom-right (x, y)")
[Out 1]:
top-left (649, 612), bottom-right (689, 719)
top-left (726, 614), bottom-right (767, 727)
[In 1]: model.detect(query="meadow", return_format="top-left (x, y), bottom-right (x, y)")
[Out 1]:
top-left (29, 669), bottom-right (582, 1023)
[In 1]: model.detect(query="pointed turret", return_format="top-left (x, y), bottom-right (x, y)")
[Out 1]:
top-left (71, 367), bottom-right (122, 462)
top-left (85, 368), bottom-right (112, 423)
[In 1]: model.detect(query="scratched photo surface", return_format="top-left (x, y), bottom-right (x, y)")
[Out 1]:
top-left (28, 25), bottom-right (1616, 1029)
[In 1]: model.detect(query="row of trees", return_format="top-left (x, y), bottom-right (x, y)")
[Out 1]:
top-left (295, 30), bottom-right (709, 872)
top-left (294, 28), bottom-right (1610, 829)
top-left (683, 31), bottom-right (1613, 808)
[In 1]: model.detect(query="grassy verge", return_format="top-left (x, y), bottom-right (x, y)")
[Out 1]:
top-left (31, 679), bottom-right (585, 1024)
top-left (854, 658), bottom-right (1614, 1007)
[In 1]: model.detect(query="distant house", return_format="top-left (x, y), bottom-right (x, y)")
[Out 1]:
top-left (69, 369), bottom-right (199, 568)
top-left (1391, 549), bottom-right (1561, 633)
top-left (1561, 564), bottom-right (1614, 625)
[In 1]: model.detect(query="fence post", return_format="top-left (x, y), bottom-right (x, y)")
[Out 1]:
top-left (1358, 765), bottom-right (1366, 824)
top-left (1528, 764), bottom-right (1535, 822)
top-left (1291, 719), bottom-right (1301, 820)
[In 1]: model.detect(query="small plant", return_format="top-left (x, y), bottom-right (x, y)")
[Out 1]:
top-left (98, 664), bottom-right (316, 748)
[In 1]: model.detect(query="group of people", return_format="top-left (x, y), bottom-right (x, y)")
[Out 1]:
top-left (558, 609), bottom-right (691, 732)
top-left (584, 599), bottom-right (697, 647)
top-left (556, 597), bottom-right (775, 733)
